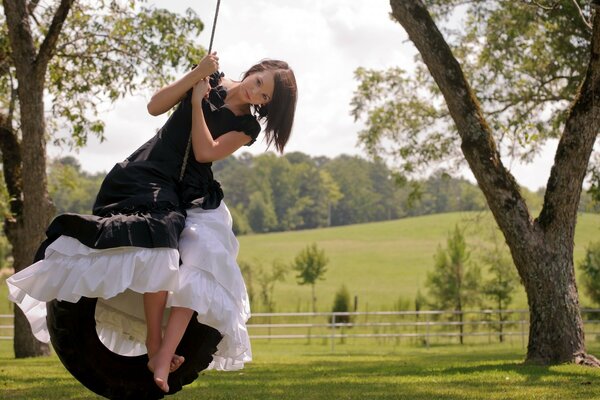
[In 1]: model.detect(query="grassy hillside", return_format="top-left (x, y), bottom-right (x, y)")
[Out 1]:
top-left (0, 212), bottom-right (598, 316)
top-left (238, 211), bottom-right (600, 313)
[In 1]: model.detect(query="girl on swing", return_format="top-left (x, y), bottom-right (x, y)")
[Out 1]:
top-left (7, 52), bottom-right (297, 393)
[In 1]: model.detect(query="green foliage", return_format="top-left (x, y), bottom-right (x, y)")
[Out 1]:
top-left (426, 225), bottom-right (481, 311)
top-left (481, 234), bottom-right (519, 311)
top-left (256, 259), bottom-right (288, 313)
top-left (393, 296), bottom-right (412, 312)
top-left (579, 241), bottom-right (600, 306)
top-left (588, 154), bottom-right (600, 207)
top-left (0, 233), bottom-right (12, 270)
top-left (229, 205), bottom-right (252, 235)
top-left (2, 2), bottom-right (205, 148)
top-left (238, 260), bottom-right (255, 305)
top-left (247, 191), bottom-right (278, 233)
top-left (292, 243), bottom-right (328, 287)
top-left (47, 157), bottom-right (104, 215)
top-left (479, 230), bottom-right (519, 342)
top-left (292, 242), bottom-right (328, 313)
top-left (415, 288), bottom-right (426, 312)
top-left (351, 1), bottom-right (597, 183)
top-left (239, 258), bottom-right (287, 313)
top-left (331, 284), bottom-right (352, 324)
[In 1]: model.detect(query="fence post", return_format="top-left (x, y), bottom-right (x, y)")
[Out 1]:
top-left (331, 313), bottom-right (336, 352)
top-left (425, 313), bottom-right (430, 348)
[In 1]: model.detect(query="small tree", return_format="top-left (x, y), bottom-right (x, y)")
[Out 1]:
top-left (481, 233), bottom-right (519, 342)
top-left (256, 259), bottom-right (287, 313)
top-left (426, 224), bottom-right (481, 344)
top-left (331, 285), bottom-right (352, 325)
top-left (580, 241), bottom-right (600, 306)
top-left (292, 243), bottom-right (328, 313)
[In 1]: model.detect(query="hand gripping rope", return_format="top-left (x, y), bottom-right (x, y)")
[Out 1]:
top-left (179, 0), bottom-right (221, 182)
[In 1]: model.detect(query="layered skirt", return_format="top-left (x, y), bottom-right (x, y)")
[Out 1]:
top-left (6, 203), bottom-right (251, 371)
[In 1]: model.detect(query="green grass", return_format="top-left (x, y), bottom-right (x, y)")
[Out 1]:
top-left (2, 340), bottom-right (600, 399)
top-left (1, 211), bottom-right (598, 316)
top-left (238, 211), bottom-right (600, 312)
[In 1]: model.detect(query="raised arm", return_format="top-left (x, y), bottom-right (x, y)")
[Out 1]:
top-left (146, 53), bottom-right (219, 116)
top-left (189, 79), bottom-right (252, 163)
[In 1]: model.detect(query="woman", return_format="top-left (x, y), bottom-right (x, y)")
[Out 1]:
top-left (7, 52), bottom-right (298, 393)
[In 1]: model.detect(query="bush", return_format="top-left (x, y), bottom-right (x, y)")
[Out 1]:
top-left (330, 285), bottom-right (352, 325)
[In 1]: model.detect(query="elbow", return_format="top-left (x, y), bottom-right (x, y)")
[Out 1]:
top-left (147, 100), bottom-right (161, 116)
top-left (194, 149), bottom-right (214, 163)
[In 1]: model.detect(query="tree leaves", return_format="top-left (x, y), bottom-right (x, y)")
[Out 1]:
top-left (352, 0), bottom-right (594, 173)
top-left (1, 1), bottom-right (205, 149)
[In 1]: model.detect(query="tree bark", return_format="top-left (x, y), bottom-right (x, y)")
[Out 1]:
top-left (3, 0), bottom-right (73, 358)
top-left (390, 0), bottom-right (600, 365)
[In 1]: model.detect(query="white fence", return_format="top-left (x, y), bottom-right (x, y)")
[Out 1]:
top-left (3, 309), bottom-right (600, 350)
top-left (0, 309), bottom-right (600, 350)
top-left (246, 309), bottom-right (600, 350)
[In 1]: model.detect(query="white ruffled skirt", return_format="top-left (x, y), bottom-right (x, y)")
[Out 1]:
top-left (6, 202), bottom-right (251, 371)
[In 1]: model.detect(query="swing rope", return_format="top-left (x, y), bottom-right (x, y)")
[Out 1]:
top-left (179, 0), bottom-right (221, 182)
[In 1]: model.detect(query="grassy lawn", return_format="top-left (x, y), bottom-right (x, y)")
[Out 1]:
top-left (2, 340), bottom-right (600, 399)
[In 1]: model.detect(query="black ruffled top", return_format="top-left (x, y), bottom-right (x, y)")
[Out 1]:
top-left (39, 72), bottom-right (260, 252)
top-left (94, 71), bottom-right (260, 214)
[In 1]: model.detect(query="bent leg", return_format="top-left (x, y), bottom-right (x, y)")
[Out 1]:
top-left (147, 306), bottom-right (194, 393)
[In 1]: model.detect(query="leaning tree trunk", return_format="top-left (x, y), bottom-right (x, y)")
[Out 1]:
top-left (390, 0), bottom-right (600, 365)
top-left (3, 0), bottom-right (72, 357)
top-left (8, 77), bottom-right (55, 358)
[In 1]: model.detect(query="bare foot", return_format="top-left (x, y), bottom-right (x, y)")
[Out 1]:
top-left (147, 339), bottom-right (184, 372)
top-left (147, 351), bottom-right (171, 393)
top-left (170, 355), bottom-right (185, 372)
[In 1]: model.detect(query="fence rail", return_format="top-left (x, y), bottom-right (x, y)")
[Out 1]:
top-left (2, 309), bottom-right (600, 350)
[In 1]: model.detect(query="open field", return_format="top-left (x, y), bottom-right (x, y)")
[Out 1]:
top-left (2, 339), bottom-right (600, 399)
top-left (238, 211), bottom-right (600, 312)
top-left (1, 211), bottom-right (599, 316)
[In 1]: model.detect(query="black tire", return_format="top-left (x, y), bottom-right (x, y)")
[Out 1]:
top-left (46, 297), bottom-right (222, 400)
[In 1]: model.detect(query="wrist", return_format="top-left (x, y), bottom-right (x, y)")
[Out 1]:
top-left (192, 96), bottom-right (204, 110)
top-left (193, 64), bottom-right (211, 80)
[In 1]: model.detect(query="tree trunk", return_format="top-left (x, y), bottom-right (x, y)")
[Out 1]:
top-left (390, 0), bottom-right (600, 365)
top-left (311, 284), bottom-right (316, 313)
top-left (9, 78), bottom-right (55, 357)
top-left (518, 247), bottom-right (586, 364)
top-left (3, 0), bottom-right (71, 357)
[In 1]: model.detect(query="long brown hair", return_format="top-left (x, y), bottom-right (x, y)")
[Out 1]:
top-left (243, 60), bottom-right (297, 153)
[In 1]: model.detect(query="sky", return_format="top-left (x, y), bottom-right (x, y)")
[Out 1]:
top-left (48, 0), bottom-right (561, 191)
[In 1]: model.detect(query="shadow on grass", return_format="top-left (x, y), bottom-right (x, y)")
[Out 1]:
top-left (186, 353), bottom-right (600, 400)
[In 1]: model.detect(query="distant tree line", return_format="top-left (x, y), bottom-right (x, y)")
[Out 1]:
top-left (214, 152), bottom-right (598, 234)
top-left (41, 153), bottom-right (599, 235)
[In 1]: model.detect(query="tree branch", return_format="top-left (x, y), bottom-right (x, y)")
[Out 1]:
top-left (538, 12), bottom-right (600, 232)
top-left (389, 0), bottom-right (533, 242)
top-left (35, 0), bottom-right (74, 77)
top-left (571, 0), bottom-right (592, 31)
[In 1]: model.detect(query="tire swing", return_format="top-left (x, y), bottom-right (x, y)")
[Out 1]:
top-left (45, 2), bottom-right (224, 398)
top-left (46, 298), bottom-right (222, 400)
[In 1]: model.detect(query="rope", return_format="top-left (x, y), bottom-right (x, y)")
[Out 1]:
top-left (179, 0), bottom-right (221, 182)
